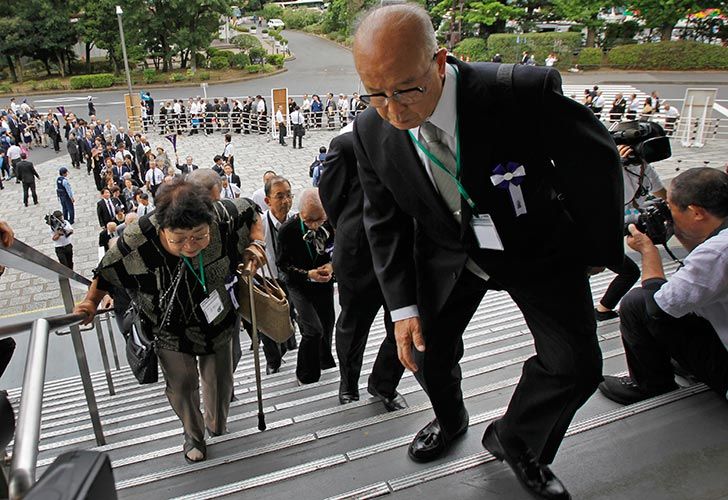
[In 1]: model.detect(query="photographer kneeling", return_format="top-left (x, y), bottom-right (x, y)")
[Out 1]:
top-left (74, 178), bottom-right (266, 463)
top-left (599, 168), bottom-right (728, 404)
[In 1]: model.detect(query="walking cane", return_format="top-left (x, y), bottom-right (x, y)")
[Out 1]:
top-left (240, 259), bottom-right (267, 431)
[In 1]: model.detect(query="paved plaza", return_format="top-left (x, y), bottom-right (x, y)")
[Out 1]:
top-left (0, 128), bottom-right (339, 317)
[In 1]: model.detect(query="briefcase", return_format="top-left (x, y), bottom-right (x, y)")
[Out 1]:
top-left (238, 265), bottom-right (294, 343)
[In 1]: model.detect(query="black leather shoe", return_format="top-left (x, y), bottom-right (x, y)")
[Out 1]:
top-left (367, 385), bottom-right (408, 412)
top-left (598, 375), bottom-right (677, 405)
top-left (339, 381), bottom-right (360, 404)
top-left (407, 412), bottom-right (468, 463)
top-left (482, 421), bottom-right (571, 500)
top-left (266, 364), bottom-right (280, 375)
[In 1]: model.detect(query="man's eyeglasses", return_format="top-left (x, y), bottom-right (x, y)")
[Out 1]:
top-left (272, 193), bottom-right (294, 201)
top-left (360, 54), bottom-right (438, 109)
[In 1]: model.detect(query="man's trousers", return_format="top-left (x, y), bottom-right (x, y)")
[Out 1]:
top-left (415, 266), bottom-right (602, 465)
top-left (288, 283), bottom-right (335, 384)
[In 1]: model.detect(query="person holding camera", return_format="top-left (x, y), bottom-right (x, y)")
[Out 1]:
top-left (599, 168), bottom-right (728, 405)
top-left (594, 144), bottom-right (667, 321)
top-left (49, 210), bottom-right (74, 270)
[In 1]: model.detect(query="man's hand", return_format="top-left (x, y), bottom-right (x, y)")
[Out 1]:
top-left (74, 299), bottom-right (99, 325)
top-left (617, 145), bottom-right (633, 160)
top-left (308, 267), bottom-right (332, 282)
top-left (394, 317), bottom-right (426, 372)
top-left (626, 224), bottom-right (658, 255)
top-left (0, 221), bottom-right (14, 247)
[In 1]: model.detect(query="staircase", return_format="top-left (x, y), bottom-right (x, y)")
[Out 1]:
top-left (8, 261), bottom-right (728, 499)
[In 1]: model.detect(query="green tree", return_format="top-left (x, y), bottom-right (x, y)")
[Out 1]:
top-left (432, 0), bottom-right (524, 47)
top-left (627, 0), bottom-right (721, 41)
top-left (0, 16), bottom-right (34, 82)
top-left (551, 0), bottom-right (610, 47)
top-left (75, 0), bottom-right (146, 76)
top-left (169, 0), bottom-right (232, 73)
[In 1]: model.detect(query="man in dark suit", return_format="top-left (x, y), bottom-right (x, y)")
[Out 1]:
top-left (115, 127), bottom-right (134, 151)
top-left (96, 188), bottom-right (117, 228)
top-left (223, 164), bottom-right (240, 189)
top-left (351, 6), bottom-right (623, 499)
top-left (276, 188), bottom-right (337, 384)
top-left (319, 129), bottom-right (406, 410)
top-left (15, 153), bottom-right (40, 206)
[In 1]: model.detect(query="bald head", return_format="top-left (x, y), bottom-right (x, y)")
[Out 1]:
top-left (187, 168), bottom-right (223, 200)
top-left (353, 4), bottom-right (445, 130)
top-left (299, 188), bottom-right (327, 229)
top-left (354, 4), bottom-right (436, 72)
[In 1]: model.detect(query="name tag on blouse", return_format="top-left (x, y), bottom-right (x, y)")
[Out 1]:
top-left (200, 290), bottom-right (224, 324)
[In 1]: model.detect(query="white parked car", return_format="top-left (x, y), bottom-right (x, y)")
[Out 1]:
top-left (267, 19), bottom-right (285, 29)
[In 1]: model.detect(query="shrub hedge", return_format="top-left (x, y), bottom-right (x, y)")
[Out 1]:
top-left (486, 32), bottom-right (581, 65)
top-left (577, 47), bottom-right (603, 68)
top-left (198, 71), bottom-right (211, 81)
top-left (232, 34), bottom-right (262, 51)
top-left (454, 38), bottom-right (488, 61)
top-left (209, 56), bottom-right (230, 70)
top-left (142, 69), bottom-right (161, 83)
top-left (229, 52), bottom-right (251, 69)
top-left (0, 84), bottom-right (12, 93)
top-left (280, 9), bottom-right (323, 29)
top-left (607, 41), bottom-right (728, 70)
top-left (245, 64), bottom-right (262, 73)
top-left (69, 73), bottom-right (114, 89)
top-left (265, 54), bottom-right (285, 67)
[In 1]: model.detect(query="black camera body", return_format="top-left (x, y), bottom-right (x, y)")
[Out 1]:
top-left (624, 198), bottom-right (673, 245)
top-left (45, 213), bottom-right (72, 237)
top-left (610, 120), bottom-right (672, 166)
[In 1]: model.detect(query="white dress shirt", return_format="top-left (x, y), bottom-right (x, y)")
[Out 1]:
top-left (262, 209), bottom-right (296, 277)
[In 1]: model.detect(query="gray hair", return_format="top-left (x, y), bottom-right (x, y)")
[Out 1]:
top-left (187, 168), bottom-right (223, 194)
top-left (354, 3), bottom-right (437, 57)
top-left (298, 188), bottom-right (322, 212)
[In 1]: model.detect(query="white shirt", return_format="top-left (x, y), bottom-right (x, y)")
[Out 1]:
top-left (173, 102), bottom-right (181, 114)
top-left (256, 100), bottom-right (266, 113)
top-left (628, 99), bottom-right (641, 112)
top-left (622, 163), bottom-right (665, 212)
top-left (137, 202), bottom-right (154, 216)
top-left (7, 145), bottom-right (21, 161)
top-left (224, 142), bottom-right (234, 158)
top-left (262, 209), bottom-right (295, 277)
top-left (664, 107), bottom-right (679, 118)
top-left (655, 227), bottom-right (728, 354)
top-left (145, 168), bottom-right (164, 186)
top-left (221, 183), bottom-right (241, 199)
top-left (593, 95), bottom-right (605, 108)
top-left (51, 221), bottom-right (73, 247)
top-left (252, 187), bottom-right (266, 210)
top-left (276, 110), bottom-right (285, 124)
top-left (545, 56), bottom-right (557, 67)
top-left (301, 98), bottom-right (311, 111)
top-left (290, 110), bottom-right (304, 125)
top-left (398, 63), bottom-right (489, 322)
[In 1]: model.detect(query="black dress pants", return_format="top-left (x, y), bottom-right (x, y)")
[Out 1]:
top-left (288, 283), bottom-right (335, 384)
top-left (416, 266), bottom-right (602, 465)
top-left (599, 254), bottom-right (641, 310)
top-left (55, 244), bottom-right (73, 270)
top-left (22, 182), bottom-right (38, 206)
top-left (619, 287), bottom-right (728, 397)
top-left (336, 274), bottom-right (403, 397)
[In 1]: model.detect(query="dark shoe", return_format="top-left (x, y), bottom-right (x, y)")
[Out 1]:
top-left (183, 434), bottom-right (206, 464)
top-left (594, 308), bottom-right (619, 321)
top-left (266, 363), bottom-right (280, 375)
top-left (407, 411), bottom-right (468, 463)
top-left (671, 359), bottom-right (697, 382)
top-left (286, 335), bottom-right (298, 351)
top-left (339, 382), bottom-right (360, 404)
top-left (482, 421), bottom-right (571, 500)
top-left (367, 384), bottom-right (408, 412)
top-left (320, 357), bottom-right (336, 370)
top-left (598, 375), bottom-right (677, 405)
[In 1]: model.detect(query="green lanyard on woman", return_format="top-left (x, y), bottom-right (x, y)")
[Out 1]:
top-left (300, 218), bottom-right (315, 261)
top-left (181, 251), bottom-right (207, 295)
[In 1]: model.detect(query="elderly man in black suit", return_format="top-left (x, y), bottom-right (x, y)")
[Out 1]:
top-left (351, 5), bottom-right (623, 499)
top-left (15, 153), bottom-right (40, 206)
top-left (319, 128), bottom-right (406, 411)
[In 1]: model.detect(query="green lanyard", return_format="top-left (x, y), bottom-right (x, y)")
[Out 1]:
top-left (300, 218), bottom-right (315, 261)
top-left (182, 252), bottom-right (207, 294)
top-left (407, 65), bottom-right (478, 213)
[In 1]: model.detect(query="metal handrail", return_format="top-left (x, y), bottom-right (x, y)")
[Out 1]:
top-left (7, 312), bottom-right (88, 499)
top-left (0, 240), bottom-right (89, 289)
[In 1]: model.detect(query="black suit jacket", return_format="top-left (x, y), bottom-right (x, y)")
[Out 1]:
top-left (97, 199), bottom-right (117, 228)
top-left (319, 132), bottom-right (373, 289)
top-left (276, 214), bottom-right (335, 289)
top-left (115, 133), bottom-right (133, 151)
top-left (14, 160), bottom-right (39, 184)
top-left (353, 59), bottom-right (623, 316)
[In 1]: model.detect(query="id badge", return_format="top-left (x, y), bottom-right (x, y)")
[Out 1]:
top-left (200, 290), bottom-right (225, 324)
top-left (471, 214), bottom-right (504, 251)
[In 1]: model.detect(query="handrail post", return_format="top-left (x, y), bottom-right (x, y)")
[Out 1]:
top-left (8, 318), bottom-right (50, 500)
top-left (58, 278), bottom-right (106, 446)
top-left (103, 313), bottom-right (121, 371)
top-left (93, 317), bottom-right (115, 396)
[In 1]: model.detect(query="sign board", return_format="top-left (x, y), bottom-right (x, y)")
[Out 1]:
top-left (271, 88), bottom-right (289, 138)
top-left (679, 88), bottom-right (717, 147)
top-left (124, 93), bottom-right (143, 134)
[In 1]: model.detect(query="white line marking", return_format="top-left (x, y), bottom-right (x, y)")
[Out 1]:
top-left (713, 102), bottom-right (728, 118)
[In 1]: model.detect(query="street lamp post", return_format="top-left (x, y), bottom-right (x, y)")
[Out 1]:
top-left (116, 5), bottom-right (133, 97)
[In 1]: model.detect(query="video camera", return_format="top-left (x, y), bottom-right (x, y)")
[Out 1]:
top-left (44, 213), bottom-right (72, 237)
top-left (624, 198), bottom-right (673, 245)
top-left (609, 120), bottom-right (672, 166)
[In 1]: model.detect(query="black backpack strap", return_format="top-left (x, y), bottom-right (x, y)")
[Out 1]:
top-left (496, 63), bottom-right (515, 100)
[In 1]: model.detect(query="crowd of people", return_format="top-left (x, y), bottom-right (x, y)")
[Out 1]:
top-left (0, 6), bottom-right (726, 496)
top-left (138, 91), bottom-right (369, 137)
